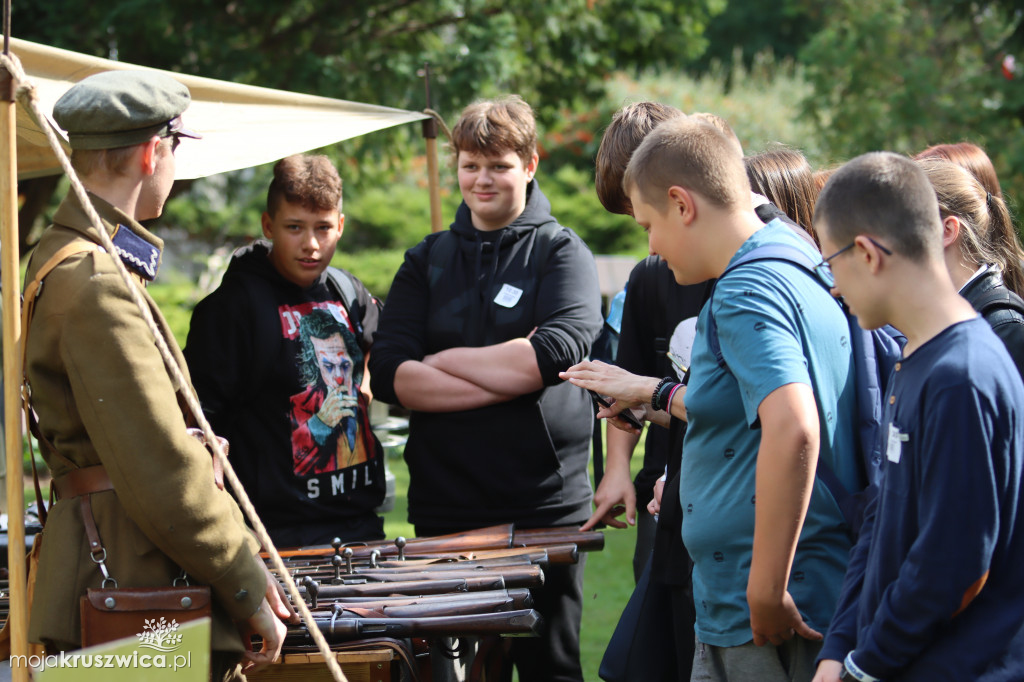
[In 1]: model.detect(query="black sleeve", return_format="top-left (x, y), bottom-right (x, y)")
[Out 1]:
top-left (615, 256), bottom-right (664, 378)
top-left (526, 229), bottom-right (604, 384)
top-left (367, 238), bottom-right (435, 406)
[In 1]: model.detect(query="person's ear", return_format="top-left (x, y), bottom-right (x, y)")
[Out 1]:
top-left (525, 152), bottom-right (539, 182)
top-left (942, 215), bottom-right (961, 249)
top-left (337, 214), bottom-right (345, 237)
top-left (140, 136), bottom-right (161, 175)
top-left (261, 212), bottom-right (273, 239)
top-left (854, 234), bottom-right (886, 274)
top-left (667, 185), bottom-right (696, 225)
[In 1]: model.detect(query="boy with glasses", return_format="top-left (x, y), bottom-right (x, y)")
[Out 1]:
top-left (812, 152), bottom-right (1024, 682)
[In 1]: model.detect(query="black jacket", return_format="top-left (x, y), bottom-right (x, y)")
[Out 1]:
top-left (185, 242), bottom-right (385, 547)
top-left (370, 181), bottom-right (603, 529)
top-left (961, 267), bottom-right (1024, 379)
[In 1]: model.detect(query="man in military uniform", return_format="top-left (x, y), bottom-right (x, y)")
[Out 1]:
top-left (22, 70), bottom-right (289, 678)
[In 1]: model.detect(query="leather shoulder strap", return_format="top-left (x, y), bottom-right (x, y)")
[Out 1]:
top-left (21, 241), bottom-right (102, 370)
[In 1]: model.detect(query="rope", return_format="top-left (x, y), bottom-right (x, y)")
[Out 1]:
top-left (423, 108), bottom-right (452, 144)
top-left (0, 53), bottom-right (349, 682)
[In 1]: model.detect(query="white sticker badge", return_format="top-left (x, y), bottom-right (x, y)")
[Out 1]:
top-left (494, 284), bottom-right (524, 308)
top-left (886, 423), bottom-right (906, 463)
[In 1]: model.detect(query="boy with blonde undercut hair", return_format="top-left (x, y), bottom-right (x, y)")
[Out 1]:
top-left (603, 116), bottom-right (858, 681)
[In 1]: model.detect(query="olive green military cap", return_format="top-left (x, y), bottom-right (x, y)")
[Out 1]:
top-left (53, 70), bottom-right (201, 150)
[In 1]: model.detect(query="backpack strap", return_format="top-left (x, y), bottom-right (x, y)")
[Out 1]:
top-left (325, 266), bottom-right (371, 341)
top-left (706, 244), bottom-right (823, 368)
top-left (703, 242), bottom-right (899, 527)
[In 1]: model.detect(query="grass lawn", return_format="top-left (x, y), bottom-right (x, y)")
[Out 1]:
top-left (379, 430), bottom-right (644, 682)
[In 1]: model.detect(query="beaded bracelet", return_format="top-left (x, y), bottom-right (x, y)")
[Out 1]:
top-left (651, 376), bottom-right (675, 412)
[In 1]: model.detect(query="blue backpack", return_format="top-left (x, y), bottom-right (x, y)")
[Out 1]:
top-left (706, 243), bottom-right (904, 538)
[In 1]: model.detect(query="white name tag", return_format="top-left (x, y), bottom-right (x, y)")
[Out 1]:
top-left (886, 423), bottom-right (906, 463)
top-left (494, 284), bottom-right (523, 308)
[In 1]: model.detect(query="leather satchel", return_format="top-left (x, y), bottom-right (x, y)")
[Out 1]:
top-left (80, 585), bottom-right (212, 649)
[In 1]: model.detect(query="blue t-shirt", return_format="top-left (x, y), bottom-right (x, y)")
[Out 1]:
top-left (681, 220), bottom-right (858, 646)
top-left (823, 318), bottom-right (1024, 680)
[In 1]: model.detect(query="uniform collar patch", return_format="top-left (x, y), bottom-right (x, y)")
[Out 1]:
top-left (111, 224), bottom-right (160, 281)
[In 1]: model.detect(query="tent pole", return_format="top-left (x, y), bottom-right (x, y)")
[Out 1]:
top-left (2, 31), bottom-right (31, 682)
top-left (422, 63), bottom-right (443, 233)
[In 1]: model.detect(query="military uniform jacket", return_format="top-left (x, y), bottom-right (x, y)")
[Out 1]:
top-left (24, 191), bottom-right (265, 651)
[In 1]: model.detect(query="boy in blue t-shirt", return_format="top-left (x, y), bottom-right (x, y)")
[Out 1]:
top-left (564, 116), bottom-right (859, 681)
top-left (812, 152), bottom-right (1024, 682)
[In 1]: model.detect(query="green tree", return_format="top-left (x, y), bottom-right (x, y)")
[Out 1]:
top-left (16, 1), bottom-right (719, 132)
top-left (688, 0), bottom-right (823, 80)
top-left (15, 0), bottom-right (722, 251)
top-left (799, 0), bottom-right (1024, 204)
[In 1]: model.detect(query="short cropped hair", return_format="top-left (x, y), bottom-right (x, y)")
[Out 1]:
top-left (70, 137), bottom-right (173, 178)
top-left (745, 146), bottom-right (819, 239)
top-left (450, 95), bottom-right (537, 167)
top-left (267, 154), bottom-right (343, 216)
top-left (623, 117), bottom-right (750, 211)
top-left (690, 112), bottom-right (744, 157)
top-left (815, 152), bottom-right (941, 263)
top-left (595, 102), bottom-right (685, 215)
top-left (915, 142), bottom-right (1002, 200)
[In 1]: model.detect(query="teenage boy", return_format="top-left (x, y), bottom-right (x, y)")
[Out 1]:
top-left (24, 70), bottom-right (287, 676)
top-left (811, 152), bottom-right (1024, 682)
top-left (565, 116), bottom-right (858, 681)
top-left (186, 154), bottom-right (386, 548)
top-left (586, 101), bottom-right (706, 681)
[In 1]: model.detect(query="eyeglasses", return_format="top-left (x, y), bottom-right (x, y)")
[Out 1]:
top-left (169, 133), bottom-right (182, 153)
top-left (813, 236), bottom-right (892, 287)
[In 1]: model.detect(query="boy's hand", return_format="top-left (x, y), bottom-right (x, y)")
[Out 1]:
top-left (811, 659), bottom-right (844, 682)
top-left (748, 589), bottom-right (822, 646)
top-left (580, 465), bottom-right (636, 530)
top-left (647, 478), bottom-right (665, 516)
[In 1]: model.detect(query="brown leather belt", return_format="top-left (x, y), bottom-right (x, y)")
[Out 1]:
top-left (52, 465), bottom-right (114, 499)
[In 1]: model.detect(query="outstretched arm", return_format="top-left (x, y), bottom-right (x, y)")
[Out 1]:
top-left (581, 425), bottom-right (640, 530)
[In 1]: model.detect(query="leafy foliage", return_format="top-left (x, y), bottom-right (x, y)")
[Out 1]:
top-left (16, 0), bottom-right (720, 128)
top-left (799, 0), bottom-right (1024, 204)
top-left (688, 0), bottom-right (824, 78)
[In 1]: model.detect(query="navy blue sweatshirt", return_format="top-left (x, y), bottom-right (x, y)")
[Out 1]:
top-left (820, 318), bottom-right (1024, 680)
top-left (369, 181), bottom-right (603, 529)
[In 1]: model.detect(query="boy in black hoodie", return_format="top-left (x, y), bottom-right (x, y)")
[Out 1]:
top-left (369, 95), bottom-right (603, 682)
top-left (185, 154), bottom-right (386, 549)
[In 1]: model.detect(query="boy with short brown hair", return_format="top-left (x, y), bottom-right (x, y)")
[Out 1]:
top-left (186, 154), bottom-right (386, 548)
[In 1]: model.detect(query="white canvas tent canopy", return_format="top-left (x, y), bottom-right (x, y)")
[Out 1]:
top-left (12, 36), bottom-right (431, 180)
